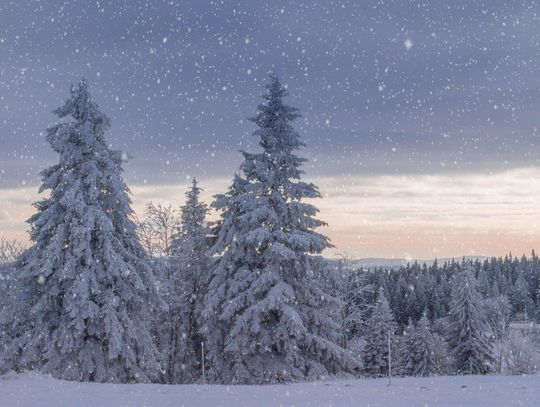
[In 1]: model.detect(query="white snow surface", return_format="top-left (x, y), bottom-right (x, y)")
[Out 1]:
top-left (1, 372), bottom-right (539, 407)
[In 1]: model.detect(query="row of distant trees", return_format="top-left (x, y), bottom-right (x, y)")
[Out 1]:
top-left (361, 254), bottom-right (540, 324)
top-left (318, 253), bottom-right (540, 377)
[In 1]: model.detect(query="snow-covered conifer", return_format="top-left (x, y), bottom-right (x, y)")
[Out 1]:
top-left (431, 331), bottom-right (452, 375)
top-left (396, 318), bottom-right (415, 376)
top-left (165, 178), bottom-right (210, 383)
top-left (202, 74), bottom-right (357, 384)
top-left (397, 313), bottom-right (437, 377)
top-left (536, 287), bottom-right (540, 323)
top-left (362, 288), bottom-right (397, 377)
top-left (447, 264), bottom-right (495, 375)
top-left (510, 274), bottom-right (534, 319)
top-left (0, 79), bottom-right (162, 383)
top-left (409, 313), bottom-right (436, 376)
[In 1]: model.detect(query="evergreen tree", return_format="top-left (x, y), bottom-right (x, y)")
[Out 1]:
top-left (166, 178), bottom-right (210, 383)
top-left (0, 79), bottom-right (161, 383)
top-left (397, 313), bottom-right (438, 377)
top-left (409, 313), bottom-right (436, 376)
top-left (510, 274), bottom-right (534, 319)
top-left (536, 287), bottom-right (540, 322)
top-left (477, 269), bottom-right (492, 298)
top-left (202, 74), bottom-right (357, 384)
top-left (363, 288), bottom-right (396, 377)
top-left (491, 280), bottom-right (501, 297)
top-left (447, 264), bottom-right (495, 375)
top-left (393, 275), bottom-right (408, 325)
top-left (431, 331), bottom-right (452, 375)
top-left (396, 318), bottom-right (415, 376)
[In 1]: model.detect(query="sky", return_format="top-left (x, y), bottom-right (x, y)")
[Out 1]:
top-left (0, 0), bottom-right (539, 259)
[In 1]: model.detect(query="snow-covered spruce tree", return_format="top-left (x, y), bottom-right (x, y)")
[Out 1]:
top-left (536, 287), bottom-right (540, 322)
top-left (0, 79), bottom-right (162, 383)
top-left (165, 178), bottom-right (210, 383)
top-left (510, 274), bottom-right (534, 319)
top-left (431, 330), bottom-right (452, 375)
top-left (408, 313), bottom-right (436, 377)
top-left (202, 74), bottom-right (358, 384)
top-left (447, 264), bottom-right (495, 375)
top-left (362, 288), bottom-right (397, 377)
top-left (396, 318), bottom-right (415, 376)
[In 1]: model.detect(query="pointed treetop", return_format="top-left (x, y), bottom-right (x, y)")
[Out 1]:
top-left (250, 73), bottom-right (301, 129)
top-left (189, 177), bottom-right (201, 194)
top-left (53, 77), bottom-right (110, 127)
top-left (377, 286), bottom-right (388, 303)
top-left (265, 72), bottom-right (288, 100)
top-left (179, 177), bottom-right (208, 227)
top-left (47, 78), bottom-right (111, 155)
top-left (182, 177), bottom-right (205, 207)
top-left (418, 310), bottom-right (430, 327)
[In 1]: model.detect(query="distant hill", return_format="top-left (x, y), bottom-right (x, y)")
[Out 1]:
top-left (328, 256), bottom-right (490, 270)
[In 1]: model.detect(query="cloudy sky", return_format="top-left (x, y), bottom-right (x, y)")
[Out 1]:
top-left (1, 0), bottom-right (539, 259)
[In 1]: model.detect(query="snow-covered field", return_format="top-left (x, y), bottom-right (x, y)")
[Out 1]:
top-left (1, 372), bottom-right (539, 407)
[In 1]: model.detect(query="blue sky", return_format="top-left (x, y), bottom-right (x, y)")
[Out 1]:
top-left (1, 0), bottom-right (539, 258)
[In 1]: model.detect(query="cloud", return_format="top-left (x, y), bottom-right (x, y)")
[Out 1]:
top-left (1, 167), bottom-right (539, 260)
top-left (316, 167), bottom-right (540, 258)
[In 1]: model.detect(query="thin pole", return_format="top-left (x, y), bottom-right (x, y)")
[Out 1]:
top-left (201, 341), bottom-right (206, 385)
top-left (387, 330), bottom-right (392, 386)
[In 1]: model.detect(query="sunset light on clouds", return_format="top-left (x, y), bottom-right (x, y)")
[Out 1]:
top-left (2, 166), bottom-right (538, 260)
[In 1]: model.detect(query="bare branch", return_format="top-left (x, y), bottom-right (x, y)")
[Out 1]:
top-left (136, 202), bottom-right (180, 257)
top-left (0, 237), bottom-right (25, 264)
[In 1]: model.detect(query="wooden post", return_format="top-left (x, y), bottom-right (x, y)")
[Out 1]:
top-left (387, 330), bottom-right (392, 386)
top-left (201, 341), bottom-right (206, 385)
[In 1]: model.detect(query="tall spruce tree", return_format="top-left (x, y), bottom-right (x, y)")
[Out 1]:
top-left (363, 288), bottom-right (397, 377)
top-left (396, 318), bottom-right (415, 376)
top-left (510, 274), bottom-right (534, 319)
top-left (536, 287), bottom-right (540, 322)
top-left (202, 74), bottom-right (357, 384)
top-left (408, 313), bottom-right (436, 377)
top-left (447, 264), bottom-right (495, 375)
top-left (0, 79), bottom-right (162, 383)
top-left (166, 178), bottom-right (210, 383)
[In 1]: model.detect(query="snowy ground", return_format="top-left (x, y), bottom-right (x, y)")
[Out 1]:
top-left (1, 372), bottom-right (539, 407)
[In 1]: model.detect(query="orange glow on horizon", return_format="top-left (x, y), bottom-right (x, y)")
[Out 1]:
top-left (1, 167), bottom-right (539, 260)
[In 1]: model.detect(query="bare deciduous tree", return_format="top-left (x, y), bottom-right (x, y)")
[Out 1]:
top-left (136, 202), bottom-right (179, 257)
top-left (0, 237), bottom-right (24, 264)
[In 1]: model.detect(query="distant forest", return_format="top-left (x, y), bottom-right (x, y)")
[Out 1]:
top-left (328, 253), bottom-right (540, 327)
